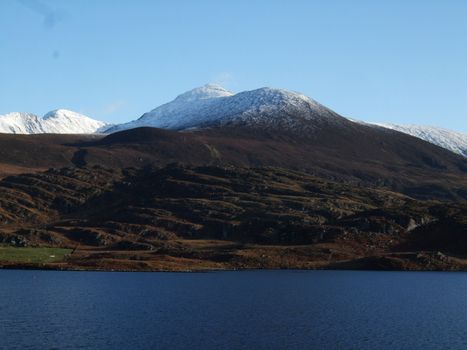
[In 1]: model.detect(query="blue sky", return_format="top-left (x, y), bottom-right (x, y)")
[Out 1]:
top-left (1, 0), bottom-right (466, 132)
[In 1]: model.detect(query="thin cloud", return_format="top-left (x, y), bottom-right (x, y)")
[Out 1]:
top-left (17, 0), bottom-right (64, 29)
top-left (211, 72), bottom-right (234, 87)
top-left (102, 100), bottom-right (127, 116)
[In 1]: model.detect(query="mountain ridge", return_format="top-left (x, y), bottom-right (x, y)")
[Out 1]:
top-left (366, 122), bottom-right (467, 157)
top-left (103, 84), bottom-right (467, 157)
top-left (0, 109), bottom-right (107, 134)
top-left (1, 85), bottom-right (465, 158)
top-left (105, 84), bottom-right (346, 133)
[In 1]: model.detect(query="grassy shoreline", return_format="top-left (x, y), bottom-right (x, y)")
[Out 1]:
top-left (1, 246), bottom-right (466, 273)
top-left (0, 247), bottom-right (72, 264)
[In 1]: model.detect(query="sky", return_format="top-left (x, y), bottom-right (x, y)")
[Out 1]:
top-left (1, 0), bottom-right (466, 132)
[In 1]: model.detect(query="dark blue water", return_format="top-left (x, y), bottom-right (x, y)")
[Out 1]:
top-left (1, 270), bottom-right (467, 349)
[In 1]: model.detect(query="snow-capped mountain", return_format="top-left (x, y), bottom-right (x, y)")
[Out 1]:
top-left (103, 83), bottom-right (467, 158)
top-left (365, 122), bottom-right (467, 157)
top-left (105, 84), bottom-right (345, 133)
top-left (5, 85), bottom-right (460, 158)
top-left (0, 109), bottom-right (107, 134)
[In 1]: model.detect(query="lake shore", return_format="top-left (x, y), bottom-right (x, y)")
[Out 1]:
top-left (1, 246), bottom-right (466, 272)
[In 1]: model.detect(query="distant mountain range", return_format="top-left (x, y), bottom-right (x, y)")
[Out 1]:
top-left (0, 109), bottom-right (107, 134)
top-left (0, 85), bottom-right (465, 157)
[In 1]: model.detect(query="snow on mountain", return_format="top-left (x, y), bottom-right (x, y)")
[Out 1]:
top-left (41, 109), bottom-right (107, 134)
top-left (0, 112), bottom-right (47, 134)
top-left (6, 85), bottom-right (461, 159)
top-left (0, 109), bottom-right (107, 134)
top-left (368, 123), bottom-right (467, 157)
top-left (105, 84), bottom-right (345, 133)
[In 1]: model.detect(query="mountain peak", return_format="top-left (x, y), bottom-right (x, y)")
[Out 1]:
top-left (174, 84), bottom-right (234, 102)
top-left (107, 85), bottom-right (344, 132)
top-left (44, 109), bottom-right (82, 119)
top-left (235, 87), bottom-right (320, 108)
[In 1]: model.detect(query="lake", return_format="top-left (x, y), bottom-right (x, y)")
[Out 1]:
top-left (1, 270), bottom-right (467, 349)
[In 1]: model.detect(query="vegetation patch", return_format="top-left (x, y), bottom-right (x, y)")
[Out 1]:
top-left (0, 247), bottom-right (71, 264)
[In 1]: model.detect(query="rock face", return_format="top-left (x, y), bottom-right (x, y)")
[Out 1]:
top-left (105, 84), bottom-right (345, 133)
top-left (0, 109), bottom-right (107, 134)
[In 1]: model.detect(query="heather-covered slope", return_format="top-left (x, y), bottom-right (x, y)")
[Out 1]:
top-left (88, 125), bottom-right (467, 201)
top-left (0, 165), bottom-right (466, 271)
top-left (0, 123), bottom-right (465, 201)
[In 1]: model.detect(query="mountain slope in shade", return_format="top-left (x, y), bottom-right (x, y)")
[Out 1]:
top-left (367, 123), bottom-right (467, 157)
top-left (105, 84), bottom-right (346, 133)
top-left (0, 109), bottom-right (107, 134)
